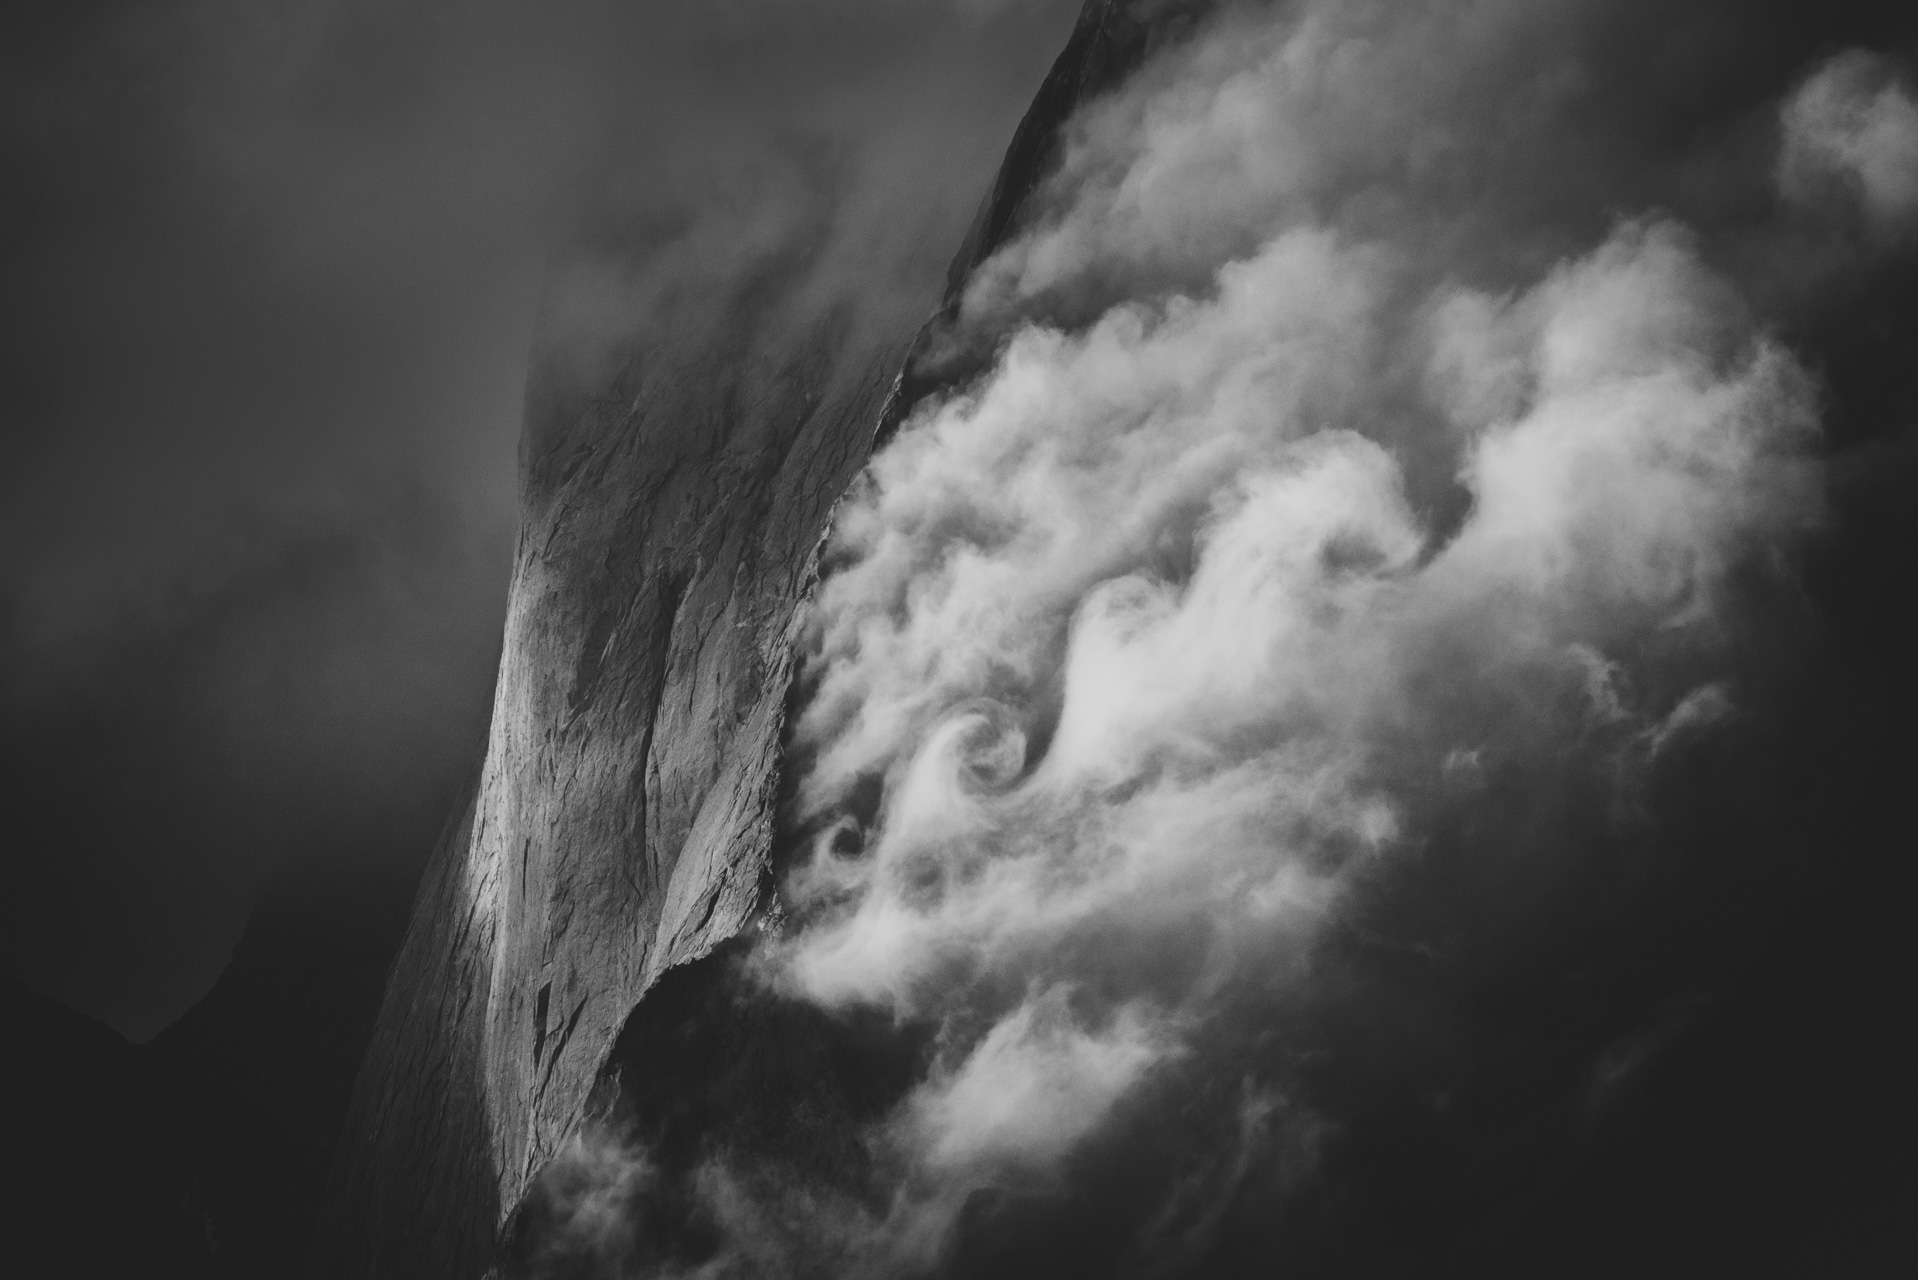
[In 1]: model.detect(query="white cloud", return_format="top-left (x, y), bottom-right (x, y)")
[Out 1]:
top-left (772, 206), bottom-right (1816, 1251)
top-left (1780, 50), bottom-right (1918, 237)
top-left (908, 990), bottom-right (1165, 1176)
top-left (750, 0), bottom-right (1838, 1263)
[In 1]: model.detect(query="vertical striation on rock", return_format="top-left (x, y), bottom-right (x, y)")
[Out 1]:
top-left (314, 4), bottom-right (1208, 1275)
top-left (315, 315), bottom-right (911, 1275)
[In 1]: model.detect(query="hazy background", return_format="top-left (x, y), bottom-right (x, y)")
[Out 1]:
top-left (0, 0), bottom-right (1084, 1040)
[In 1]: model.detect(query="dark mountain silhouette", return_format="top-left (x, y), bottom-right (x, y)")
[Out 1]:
top-left (3, 974), bottom-right (206, 1277)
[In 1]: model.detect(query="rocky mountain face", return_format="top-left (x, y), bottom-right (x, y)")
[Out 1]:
top-left (311, 4), bottom-right (1205, 1275)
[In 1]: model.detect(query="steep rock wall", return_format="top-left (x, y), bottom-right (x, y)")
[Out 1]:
top-left (315, 325), bottom-right (907, 1278)
top-left (314, 4), bottom-right (1206, 1275)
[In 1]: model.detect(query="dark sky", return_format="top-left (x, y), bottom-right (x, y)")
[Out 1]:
top-left (0, 0), bottom-right (1083, 1040)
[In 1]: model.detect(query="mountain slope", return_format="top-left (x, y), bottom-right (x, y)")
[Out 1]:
top-left (311, 4), bottom-right (1203, 1276)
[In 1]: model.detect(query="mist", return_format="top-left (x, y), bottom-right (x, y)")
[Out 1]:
top-left (506, 3), bottom-right (1918, 1276)
top-left (1, 0), bottom-right (1082, 1038)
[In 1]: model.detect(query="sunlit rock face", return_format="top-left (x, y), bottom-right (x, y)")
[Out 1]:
top-left (312, 289), bottom-right (910, 1277)
top-left (315, 6), bottom-right (1184, 1274)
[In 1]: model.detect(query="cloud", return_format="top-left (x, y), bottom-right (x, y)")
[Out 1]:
top-left (731, 1), bottom-right (1867, 1267)
top-left (0, 0), bottom-right (1083, 1035)
top-left (1779, 50), bottom-right (1918, 238)
top-left (775, 208), bottom-right (1818, 1246)
top-left (509, 1128), bottom-right (664, 1278)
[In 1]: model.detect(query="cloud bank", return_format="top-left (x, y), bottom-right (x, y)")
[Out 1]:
top-left (779, 209), bottom-right (1819, 1272)
top-left (507, 2), bottom-right (1918, 1275)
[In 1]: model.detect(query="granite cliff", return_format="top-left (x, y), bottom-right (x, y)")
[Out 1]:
top-left (11, 3), bottom-right (1912, 1277)
top-left (313, 5), bottom-right (1206, 1274)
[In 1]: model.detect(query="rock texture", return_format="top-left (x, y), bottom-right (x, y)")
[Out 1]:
top-left (315, 4), bottom-right (1211, 1275)
top-left (314, 312), bottom-right (913, 1278)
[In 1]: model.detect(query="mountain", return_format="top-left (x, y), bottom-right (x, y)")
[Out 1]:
top-left (310, 4), bottom-right (1204, 1275)
top-left (2, 974), bottom-right (208, 1278)
top-left (145, 836), bottom-right (439, 1277)
top-left (3, 803), bottom-right (455, 1280)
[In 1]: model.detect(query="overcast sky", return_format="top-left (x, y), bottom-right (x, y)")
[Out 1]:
top-left (0, 0), bottom-right (1083, 1040)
